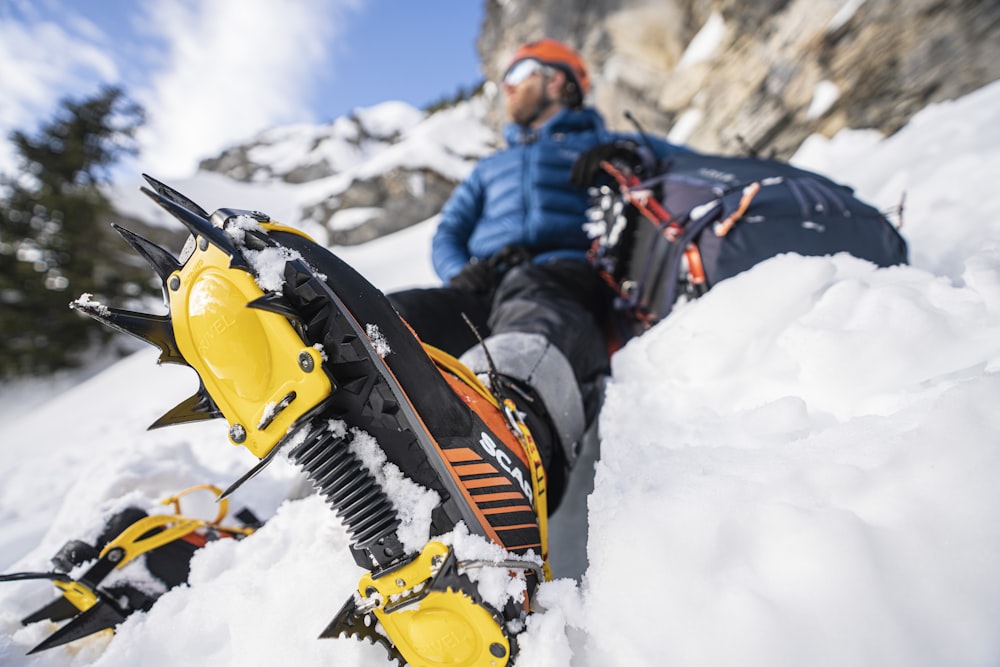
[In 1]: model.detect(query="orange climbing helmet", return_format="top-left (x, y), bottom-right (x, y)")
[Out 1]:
top-left (505, 38), bottom-right (591, 101)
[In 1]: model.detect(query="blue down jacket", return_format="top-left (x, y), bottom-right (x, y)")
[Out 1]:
top-left (431, 106), bottom-right (689, 282)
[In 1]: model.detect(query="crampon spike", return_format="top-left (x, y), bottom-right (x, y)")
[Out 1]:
top-left (22, 596), bottom-right (80, 625)
top-left (321, 596), bottom-right (403, 664)
top-left (148, 387), bottom-right (222, 429)
top-left (246, 292), bottom-right (303, 321)
top-left (218, 430), bottom-right (300, 501)
top-left (111, 223), bottom-right (181, 283)
top-left (140, 186), bottom-right (249, 270)
top-left (1, 574), bottom-right (77, 624)
top-left (1, 572), bottom-right (80, 623)
top-left (26, 600), bottom-right (125, 654)
top-left (69, 301), bottom-right (186, 365)
top-left (142, 173), bottom-right (210, 218)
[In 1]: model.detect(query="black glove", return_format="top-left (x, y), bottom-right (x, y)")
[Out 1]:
top-left (491, 245), bottom-right (532, 271)
top-left (448, 259), bottom-right (498, 293)
top-left (569, 140), bottom-right (646, 188)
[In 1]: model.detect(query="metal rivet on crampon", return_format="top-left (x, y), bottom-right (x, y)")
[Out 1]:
top-left (229, 424), bottom-right (247, 443)
top-left (490, 643), bottom-right (507, 658)
top-left (198, 237), bottom-right (208, 251)
top-left (168, 275), bottom-right (181, 291)
top-left (298, 351), bottom-right (315, 372)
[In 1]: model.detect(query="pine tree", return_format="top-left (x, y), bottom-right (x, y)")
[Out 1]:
top-left (0, 86), bottom-right (146, 378)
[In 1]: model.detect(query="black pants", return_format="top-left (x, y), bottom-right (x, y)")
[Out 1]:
top-left (388, 259), bottom-right (612, 388)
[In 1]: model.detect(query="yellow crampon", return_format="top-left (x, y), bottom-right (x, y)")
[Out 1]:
top-left (167, 227), bottom-right (549, 666)
top-left (7, 484), bottom-right (260, 654)
top-left (320, 349), bottom-right (549, 666)
top-left (56, 484), bottom-right (253, 614)
top-left (159, 483), bottom-right (256, 536)
top-left (333, 540), bottom-right (546, 667)
top-left (52, 579), bottom-right (100, 615)
top-left (362, 542), bottom-right (508, 667)
top-left (71, 178), bottom-right (551, 665)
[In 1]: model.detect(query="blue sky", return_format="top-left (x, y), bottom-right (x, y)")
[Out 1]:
top-left (0, 0), bottom-right (485, 178)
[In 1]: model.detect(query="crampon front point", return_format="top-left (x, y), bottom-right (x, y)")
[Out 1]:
top-left (70, 175), bottom-right (550, 666)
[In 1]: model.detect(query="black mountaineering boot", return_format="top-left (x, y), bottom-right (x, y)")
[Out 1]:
top-left (71, 175), bottom-right (549, 667)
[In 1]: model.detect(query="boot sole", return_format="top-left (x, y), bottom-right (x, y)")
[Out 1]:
top-left (274, 232), bottom-right (542, 559)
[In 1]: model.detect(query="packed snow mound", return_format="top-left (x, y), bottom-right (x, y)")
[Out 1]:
top-left (2, 79), bottom-right (1000, 666)
top-left (582, 253), bottom-right (1000, 666)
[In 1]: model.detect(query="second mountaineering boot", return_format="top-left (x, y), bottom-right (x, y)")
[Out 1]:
top-left (72, 175), bottom-right (550, 667)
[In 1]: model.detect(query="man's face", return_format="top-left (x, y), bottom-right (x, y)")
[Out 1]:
top-left (502, 59), bottom-right (560, 126)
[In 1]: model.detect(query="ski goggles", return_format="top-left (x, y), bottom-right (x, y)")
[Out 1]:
top-left (503, 59), bottom-right (550, 87)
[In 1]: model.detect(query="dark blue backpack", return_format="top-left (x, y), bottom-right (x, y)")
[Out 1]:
top-left (583, 150), bottom-right (909, 339)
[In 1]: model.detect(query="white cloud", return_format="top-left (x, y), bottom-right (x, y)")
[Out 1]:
top-left (0, 0), bottom-right (359, 179)
top-left (0, 11), bottom-right (119, 173)
top-left (132, 0), bottom-right (357, 178)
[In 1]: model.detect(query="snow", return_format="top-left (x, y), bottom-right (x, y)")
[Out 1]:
top-left (807, 80), bottom-right (841, 119)
top-left (3, 79), bottom-right (1000, 666)
top-left (355, 97), bottom-right (497, 182)
top-left (364, 324), bottom-right (392, 359)
top-left (668, 107), bottom-right (704, 145)
top-left (354, 102), bottom-right (426, 139)
top-left (329, 206), bottom-right (380, 231)
top-left (677, 11), bottom-right (726, 70)
top-left (828, 0), bottom-right (868, 33)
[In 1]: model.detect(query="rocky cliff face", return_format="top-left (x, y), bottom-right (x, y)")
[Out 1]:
top-left (478, 0), bottom-right (1000, 158)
